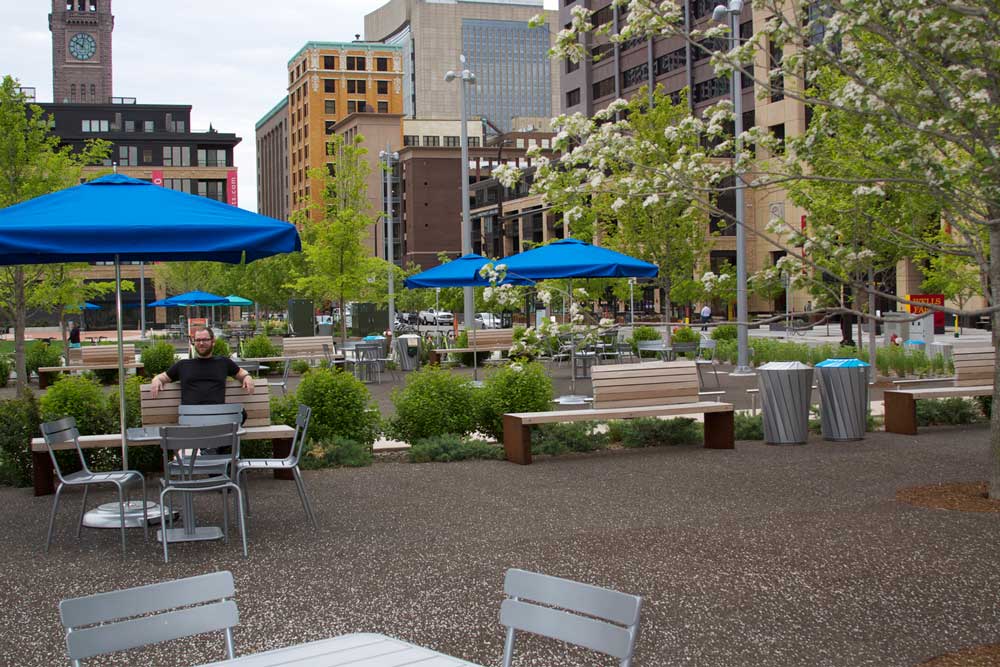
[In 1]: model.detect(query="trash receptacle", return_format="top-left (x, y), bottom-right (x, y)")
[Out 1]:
top-left (396, 334), bottom-right (421, 371)
top-left (317, 322), bottom-right (333, 336)
top-left (757, 361), bottom-right (814, 445)
top-left (815, 358), bottom-right (870, 441)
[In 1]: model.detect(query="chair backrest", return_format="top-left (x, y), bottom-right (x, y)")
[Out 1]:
top-left (81, 344), bottom-right (135, 365)
top-left (500, 568), bottom-right (642, 667)
top-left (953, 348), bottom-right (994, 387)
top-left (592, 361), bottom-right (700, 409)
top-left (161, 423), bottom-right (239, 483)
top-left (140, 378), bottom-right (270, 427)
top-left (290, 404), bottom-right (313, 463)
top-left (178, 402), bottom-right (244, 427)
top-left (60, 570), bottom-right (239, 665)
top-left (356, 342), bottom-right (382, 360)
top-left (322, 343), bottom-right (334, 363)
top-left (40, 417), bottom-right (88, 480)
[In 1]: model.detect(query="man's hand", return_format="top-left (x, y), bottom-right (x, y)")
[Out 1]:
top-left (242, 372), bottom-right (255, 394)
top-left (150, 375), bottom-right (164, 398)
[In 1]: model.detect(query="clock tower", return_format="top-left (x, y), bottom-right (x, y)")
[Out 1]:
top-left (50, 0), bottom-right (114, 104)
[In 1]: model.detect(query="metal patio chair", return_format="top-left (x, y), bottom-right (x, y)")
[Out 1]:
top-left (40, 417), bottom-right (148, 556)
top-left (268, 361), bottom-right (291, 395)
top-left (60, 571), bottom-right (239, 666)
top-left (500, 568), bottom-right (643, 667)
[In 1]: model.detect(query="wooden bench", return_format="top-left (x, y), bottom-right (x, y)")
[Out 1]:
top-left (29, 378), bottom-right (295, 496)
top-left (502, 361), bottom-right (735, 465)
top-left (37, 344), bottom-right (145, 389)
top-left (429, 329), bottom-right (515, 364)
top-left (243, 335), bottom-right (340, 363)
top-left (884, 347), bottom-right (994, 435)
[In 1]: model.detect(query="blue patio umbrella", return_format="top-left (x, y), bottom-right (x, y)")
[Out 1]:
top-left (225, 295), bottom-right (254, 306)
top-left (403, 253), bottom-right (530, 288)
top-left (77, 302), bottom-right (102, 310)
top-left (161, 290), bottom-right (228, 307)
top-left (0, 174), bottom-right (300, 482)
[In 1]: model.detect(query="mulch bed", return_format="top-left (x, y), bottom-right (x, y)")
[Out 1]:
top-left (896, 481), bottom-right (1000, 513)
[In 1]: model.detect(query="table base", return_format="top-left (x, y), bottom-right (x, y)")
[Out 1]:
top-left (82, 500), bottom-right (165, 529)
top-left (157, 525), bottom-right (224, 543)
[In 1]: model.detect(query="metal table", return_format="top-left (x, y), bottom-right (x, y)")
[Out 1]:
top-left (196, 633), bottom-right (483, 666)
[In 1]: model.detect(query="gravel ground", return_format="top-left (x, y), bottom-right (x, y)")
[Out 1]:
top-left (1, 425), bottom-right (999, 666)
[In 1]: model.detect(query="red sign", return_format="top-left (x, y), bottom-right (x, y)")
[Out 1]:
top-left (151, 170), bottom-right (164, 187)
top-left (226, 170), bottom-right (238, 206)
top-left (188, 317), bottom-right (208, 338)
top-left (907, 293), bottom-right (945, 329)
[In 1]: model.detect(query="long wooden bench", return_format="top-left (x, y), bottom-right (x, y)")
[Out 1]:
top-left (29, 378), bottom-right (295, 496)
top-left (884, 347), bottom-right (994, 435)
top-left (502, 361), bottom-right (735, 465)
top-left (37, 344), bottom-right (145, 389)
top-left (429, 329), bottom-right (515, 364)
top-left (242, 335), bottom-right (340, 363)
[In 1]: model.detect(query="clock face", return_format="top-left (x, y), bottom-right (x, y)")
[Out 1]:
top-left (68, 33), bottom-right (96, 60)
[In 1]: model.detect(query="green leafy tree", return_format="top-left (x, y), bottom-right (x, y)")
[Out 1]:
top-left (0, 76), bottom-right (111, 389)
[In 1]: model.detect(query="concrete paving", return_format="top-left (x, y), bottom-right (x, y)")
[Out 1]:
top-left (0, 425), bottom-right (997, 666)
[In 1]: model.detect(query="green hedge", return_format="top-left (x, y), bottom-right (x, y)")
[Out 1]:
top-left (140, 341), bottom-right (178, 377)
top-left (409, 434), bottom-right (505, 462)
top-left (389, 365), bottom-right (478, 442)
top-left (295, 368), bottom-right (380, 446)
top-left (532, 421), bottom-right (609, 455)
top-left (476, 362), bottom-right (553, 442)
top-left (0, 390), bottom-right (40, 486)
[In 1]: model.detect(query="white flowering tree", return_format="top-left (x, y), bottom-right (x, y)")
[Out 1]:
top-left (529, 0), bottom-right (1000, 495)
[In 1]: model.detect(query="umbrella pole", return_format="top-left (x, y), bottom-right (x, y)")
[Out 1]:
top-left (569, 279), bottom-right (576, 396)
top-left (115, 256), bottom-right (128, 469)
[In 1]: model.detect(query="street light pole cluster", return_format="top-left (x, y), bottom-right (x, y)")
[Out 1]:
top-left (445, 55), bottom-right (476, 330)
top-left (713, 0), bottom-right (752, 374)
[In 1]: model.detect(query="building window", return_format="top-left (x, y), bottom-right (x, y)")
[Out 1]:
top-left (653, 48), bottom-right (686, 76)
top-left (123, 119), bottom-right (135, 132)
top-left (566, 88), bottom-right (581, 107)
top-left (197, 148), bottom-right (227, 167)
top-left (324, 99), bottom-right (336, 114)
top-left (377, 80), bottom-right (389, 95)
top-left (377, 101), bottom-right (388, 113)
top-left (769, 123), bottom-right (785, 153)
top-left (90, 84), bottom-right (96, 100)
top-left (622, 63), bottom-right (649, 89)
top-left (346, 56), bottom-right (366, 71)
top-left (468, 136), bottom-right (480, 148)
top-left (403, 134), bottom-right (419, 146)
top-left (197, 180), bottom-right (225, 202)
top-left (592, 76), bottom-right (614, 99)
top-left (162, 178), bottom-right (192, 193)
top-left (323, 55), bottom-right (336, 69)
top-left (690, 0), bottom-right (716, 20)
top-left (769, 41), bottom-right (784, 101)
top-left (376, 57), bottom-right (389, 72)
top-left (423, 135), bottom-right (439, 147)
top-left (70, 84), bottom-right (76, 99)
top-left (162, 146), bottom-right (191, 167)
top-left (693, 76), bottom-right (730, 104)
top-left (347, 80), bottom-right (366, 94)
top-left (443, 136), bottom-right (460, 147)
top-left (142, 148), bottom-right (152, 163)
top-left (81, 119), bottom-right (109, 132)
top-left (566, 59), bottom-right (579, 73)
top-left (144, 120), bottom-right (154, 132)
top-left (118, 145), bottom-right (137, 166)
top-left (325, 120), bottom-right (336, 135)
top-left (347, 100), bottom-right (359, 114)
top-left (591, 5), bottom-right (613, 26)
top-left (324, 79), bottom-right (335, 93)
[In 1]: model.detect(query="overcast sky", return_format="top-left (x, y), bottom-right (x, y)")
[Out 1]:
top-left (1, 0), bottom-right (557, 212)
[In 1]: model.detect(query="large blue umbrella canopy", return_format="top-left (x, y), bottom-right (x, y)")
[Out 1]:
top-left (498, 238), bottom-right (658, 280)
top-left (75, 302), bottom-right (101, 310)
top-left (0, 174), bottom-right (301, 471)
top-left (0, 174), bottom-right (300, 263)
top-left (160, 290), bottom-right (228, 307)
top-left (404, 253), bottom-right (530, 288)
top-left (225, 294), bottom-right (254, 306)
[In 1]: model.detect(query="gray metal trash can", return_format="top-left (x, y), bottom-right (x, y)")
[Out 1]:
top-left (757, 361), bottom-right (814, 445)
top-left (815, 358), bottom-right (870, 441)
top-left (317, 322), bottom-right (333, 336)
top-left (396, 334), bottom-right (421, 371)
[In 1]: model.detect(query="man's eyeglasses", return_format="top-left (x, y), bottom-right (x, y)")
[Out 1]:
top-left (193, 338), bottom-right (213, 344)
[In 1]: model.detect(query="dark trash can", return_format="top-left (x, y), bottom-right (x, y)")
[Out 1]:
top-left (396, 334), bottom-right (421, 371)
top-left (815, 358), bottom-right (869, 441)
top-left (757, 361), bottom-right (814, 445)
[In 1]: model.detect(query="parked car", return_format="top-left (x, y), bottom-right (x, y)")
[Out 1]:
top-left (396, 311), bottom-right (419, 325)
top-left (474, 312), bottom-right (500, 329)
top-left (419, 308), bottom-right (454, 325)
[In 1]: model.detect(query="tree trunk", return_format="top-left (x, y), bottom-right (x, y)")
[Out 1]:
top-left (13, 268), bottom-right (26, 392)
top-left (868, 268), bottom-right (877, 384)
top-left (990, 224), bottom-right (1000, 499)
top-left (339, 296), bottom-right (347, 344)
top-left (662, 281), bottom-right (672, 347)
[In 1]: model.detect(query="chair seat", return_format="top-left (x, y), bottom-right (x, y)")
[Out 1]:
top-left (161, 474), bottom-right (235, 491)
top-left (63, 469), bottom-right (141, 485)
top-left (238, 458), bottom-right (294, 470)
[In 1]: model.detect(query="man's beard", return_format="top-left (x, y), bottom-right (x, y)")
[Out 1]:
top-left (196, 346), bottom-right (214, 358)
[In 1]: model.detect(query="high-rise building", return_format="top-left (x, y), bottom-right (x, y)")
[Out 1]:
top-left (285, 41), bottom-right (404, 216)
top-left (255, 98), bottom-right (290, 221)
top-left (50, 0), bottom-right (114, 104)
top-left (364, 0), bottom-right (558, 133)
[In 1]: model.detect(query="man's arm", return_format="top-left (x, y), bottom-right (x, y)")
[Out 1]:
top-left (232, 363), bottom-right (255, 394)
top-left (149, 371), bottom-right (172, 398)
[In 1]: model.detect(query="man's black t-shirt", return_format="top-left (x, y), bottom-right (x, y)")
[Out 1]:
top-left (165, 356), bottom-right (241, 405)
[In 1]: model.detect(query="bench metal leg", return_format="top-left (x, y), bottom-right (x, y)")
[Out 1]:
top-left (271, 437), bottom-right (294, 480)
top-left (503, 415), bottom-right (532, 465)
top-left (704, 411), bottom-right (735, 449)
top-left (884, 391), bottom-right (917, 435)
top-left (33, 450), bottom-right (55, 496)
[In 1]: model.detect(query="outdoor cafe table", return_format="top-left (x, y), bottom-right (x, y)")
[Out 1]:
top-left (196, 633), bottom-right (484, 666)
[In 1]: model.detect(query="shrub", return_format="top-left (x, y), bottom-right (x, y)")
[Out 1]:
top-left (242, 335), bottom-right (282, 373)
top-left (409, 434), bottom-right (505, 462)
top-left (630, 325), bottom-right (661, 357)
top-left (476, 362), bottom-right (553, 441)
top-left (212, 338), bottom-right (231, 358)
top-left (269, 392), bottom-right (300, 429)
top-left (915, 398), bottom-right (983, 426)
top-left (0, 390), bottom-right (40, 486)
top-left (532, 421), bottom-right (609, 455)
top-left (672, 326), bottom-right (700, 344)
top-left (0, 355), bottom-right (11, 388)
top-left (26, 342), bottom-right (62, 380)
top-left (976, 395), bottom-right (992, 419)
top-left (389, 365), bottom-right (478, 442)
top-left (139, 341), bottom-right (178, 377)
top-left (90, 368), bottom-right (119, 385)
top-left (711, 324), bottom-right (738, 341)
top-left (301, 435), bottom-right (373, 469)
top-left (734, 412), bottom-right (764, 440)
top-left (617, 417), bottom-right (702, 448)
top-left (40, 375), bottom-right (114, 436)
top-left (296, 368), bottom-right (380, 446)
top-left (108, 376), bottom-right (160, 473)
top-left (291, 359), bottom-right (311, 374)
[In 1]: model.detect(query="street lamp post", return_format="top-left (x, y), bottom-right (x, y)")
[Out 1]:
top-left (629, 277), bottom-right (636, 325)
top-left (713, 0), bottom-right (752, 374)
top-left (445, 55), bottom-right (476, 330)
top-left (380, 147), bottom-right (399, 331)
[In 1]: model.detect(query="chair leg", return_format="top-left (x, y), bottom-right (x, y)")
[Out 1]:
top-left (230, 484), bottom-right (248, 558)
top-left (159, 488), bottom-right (171, 563)
top-left (292, 467), bottom-right (317, 529)
top-left (76, 485), bottom-right (90, 539)
top-left (139, 476), bottom-right (149, 542)
top-left (115, 482), bottom-right (127, 556)
top-left (221, 488), bottom-right (230, 545)
top-left (237, 469), bottom-right (252, 518)
top-left (45, 484), bottom-right (65, 553)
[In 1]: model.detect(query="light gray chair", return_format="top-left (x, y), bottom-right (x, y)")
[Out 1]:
top-left (60, 570), bottom-right (239, 666)
top-left (353, 342), bottom-right (382, 383)
top-left (173, 402), bottom-right (244, 477)
top-left (236, 404), bottom-right (316, 528)
top-left (159, 423), bottom-right (247, 562)
top-left (268, 361), bottom-right (291, 394)
top-left (500, 568), bottom-right (643, 667)
top-left (40, 417), bottom-right (148, 555)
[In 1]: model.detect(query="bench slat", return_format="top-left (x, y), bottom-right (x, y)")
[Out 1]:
top-left (31, 424), bottom-right (295, 452)
top-left (510, 401), bottom-right (734, 425)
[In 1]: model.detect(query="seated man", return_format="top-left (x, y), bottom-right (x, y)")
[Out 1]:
top-left (150, 327), bottom-right (254, 404)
